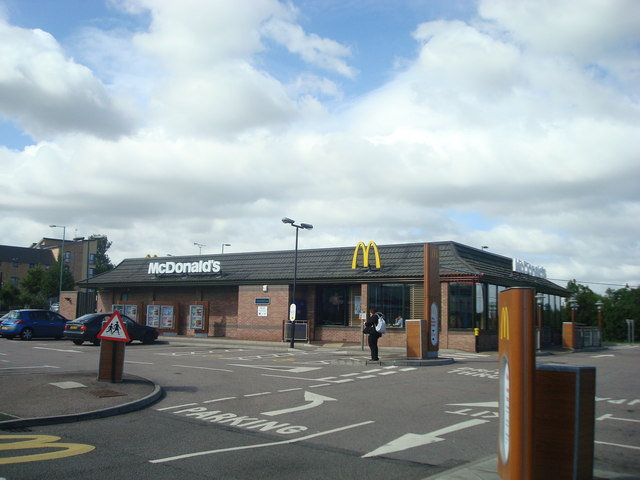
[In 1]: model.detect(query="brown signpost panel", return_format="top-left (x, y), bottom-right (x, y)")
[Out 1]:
top-left (534, 365), bottom-right (596, 480)
top-left (424, 243), bottom-right (440, 358)
top-left (406, 319), bottom-right (427, 359)
top-left (498, 287), bottom-right (536, 480)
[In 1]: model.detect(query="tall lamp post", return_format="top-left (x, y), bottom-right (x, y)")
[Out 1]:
top-left (536, 292), bottom-right (545, 352)
top-left (221, 243), bottom-right (231, 254)
top-left (49, 224), bottom-right (66, 309)
top-left (569, 297), bottom-right (578, 323)
top-left (282, 217), bottom-right (313, 348)
top-left (595, 300), bottom-right (604, 345)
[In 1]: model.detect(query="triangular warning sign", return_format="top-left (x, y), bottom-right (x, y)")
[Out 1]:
top-left (97, 311), bottom-right (130, 342)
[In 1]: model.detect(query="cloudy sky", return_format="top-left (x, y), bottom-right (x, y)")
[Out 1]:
top-left (1, 0), bottom-right (638, 293)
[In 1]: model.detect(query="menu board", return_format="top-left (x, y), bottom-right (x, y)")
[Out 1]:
top-left (160, 305), bottom-right (174, 329)
top-left (146, 305), bottom-right (160, 327)
top-left (189, 305), bottom-right (204, 329)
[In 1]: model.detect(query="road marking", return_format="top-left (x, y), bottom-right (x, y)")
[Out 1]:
top-left (449, 401), bottom-right (499, 408)
top-left (595, 440), bottom-right (640, 451)
top-left (156, 403), bottom-right (199, 411)
top-left (172, 365), bottom-right (233, 372)
top-left (362, 419), bottom-right (489, 458)
top-left (244, 392), bottom-right (271, 397)
top-left (592, 354), bottom-right (614, 358)
top-left (125, 361), bottom-right (154, 365)
top-left (596, 413), bottom-right (640, 423)
top-left (149, 421), bottom-right (374, 464)
top-left (32, 347), bottom-right (82, 353)
top-left (278, 388), bottom-right (303, 393)
top-left (0, 435), bottom-right (95, 465)
top-left (203, 397), bottom-right (237, 404)
top-left (229, 364), bottom-right (322, 373)
top-left (357, 375), bottom-right (376, 379)
top-left (0, 365), bottom-right (60, 370)
top-left (262, 392), bottom-right (336, 417)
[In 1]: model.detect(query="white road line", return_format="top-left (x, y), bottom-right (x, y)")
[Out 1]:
top-left (595, 440), bottom-right (640, 451)
top-left (203, 397), bottom-right (237, 404)
top-left (378, 371), bottom-right (397, 376)
top-left (309, 383), bottom-right (332, 388)
top-left (33, 347), bottom-right (82, 353)
top-left (149, 420), bottom-right (375, 464)
top-left (357, 375), bottom-right (376, 379)
top-left (156, 403), bottom-right (200, 411)
top-left (339, 373), bottom-right (360, 377)
top-left (172, 365), bottom-right (233, 372)
top-left (0, 365), bottom-right (60, 370)
top-left (278, 388), bottom-right (303, 393)
top-left (244, 392), bottom-right (271, 397)
top-left (125, 361), bottom-right (154, 365)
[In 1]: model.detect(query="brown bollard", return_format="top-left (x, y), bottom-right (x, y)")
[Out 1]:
top-left (498, 287), bottom-right (536, 480)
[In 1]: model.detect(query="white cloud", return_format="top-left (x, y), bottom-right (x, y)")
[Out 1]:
top-left (0, 0), bottom-right (638, 293)
top-left (0, 18), bottom-right (136, 140)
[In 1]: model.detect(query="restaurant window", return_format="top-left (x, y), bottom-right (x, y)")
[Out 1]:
top-left (475, 283), bottom-right (486, 329)
top-left (448, 282), bottom-right (474, 329)
top-left (317, 285), bottom-right (361, 326)
top-left (368, 283), bottom-right (422, 327)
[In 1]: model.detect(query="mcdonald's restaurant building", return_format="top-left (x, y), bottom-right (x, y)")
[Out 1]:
top-left (84, 241), bottom-right (568, 352)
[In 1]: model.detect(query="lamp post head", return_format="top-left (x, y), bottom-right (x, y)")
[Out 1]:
top-left (595, 300), bottom-right (604, 311)
top-left (300, 223), bottom-right (313, 230)
top-left (282, 217), bottom-right (295, 225)
top-left (536, 292), bottom-right (545, 305)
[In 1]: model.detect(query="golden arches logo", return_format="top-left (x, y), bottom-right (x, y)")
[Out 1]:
top-left (351, 241), bottom-right (381, 269)
top-left (499, 306), bottom-right (510, 340)
top-left (0, 434), bottom-right (95, 465)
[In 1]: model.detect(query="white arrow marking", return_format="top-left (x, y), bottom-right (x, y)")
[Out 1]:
top-left (229, 364), bottom-right (322, 373)
top-left (447, 401), bottom-right (499, 408)
top-left (262, 391), bottom-right (337, 416)
top-left (597, 414), bottom-right (640, 423)
top-left (362, 419), bottom-right (488, 458)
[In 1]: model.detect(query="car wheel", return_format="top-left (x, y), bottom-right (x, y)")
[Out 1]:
top-left (72, 340), bottom-right (84, 345)
top-left (142, 332), bottom-right (156, 344)
top-left (20, 328), bottom-right (34, 341)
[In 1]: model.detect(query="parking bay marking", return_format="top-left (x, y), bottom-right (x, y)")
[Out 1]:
top-left (149, 420), bottom-right (374, 464)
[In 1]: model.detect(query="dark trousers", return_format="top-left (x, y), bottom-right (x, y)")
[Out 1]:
top-left (368, 334), bottom-right (379, 360)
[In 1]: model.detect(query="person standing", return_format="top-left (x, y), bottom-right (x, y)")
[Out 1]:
top-left (364, 308), bottom-right (382, 361)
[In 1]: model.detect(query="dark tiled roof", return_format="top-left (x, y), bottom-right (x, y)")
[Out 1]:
top-left (0, 246), bottom-right (55, 265)
top-left (85, 241), bottom-right (567, 295)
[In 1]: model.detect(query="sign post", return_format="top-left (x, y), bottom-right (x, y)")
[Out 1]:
top-left (97, 311), bottom-right (130, 383)
top-left (424, 243), bottom-right (440, 359)
top-left (498, 287), bottom-right (535, 480)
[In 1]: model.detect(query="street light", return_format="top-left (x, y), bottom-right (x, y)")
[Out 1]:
top-left (282, 217), bottom-right (313, 348)
top-left (536, 292), bottom-right (545, 352)
top-left (568, 296), bottom-right (578, 323)
top-left (194, 242), bottom-right (206, 255)
top-left (595, 300), bottom-right (604, 344)
top-left (221, 243), bottom-right (231, 254)
top-left (49, 224), bottom-right (66, 309)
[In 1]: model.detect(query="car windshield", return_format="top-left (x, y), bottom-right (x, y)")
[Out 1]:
top-left (7, 311), bottom-right (21, 319)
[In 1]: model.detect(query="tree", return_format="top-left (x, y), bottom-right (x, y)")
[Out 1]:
top-left (603, 286), bottom-right (640, 342)
top-left (564, 280), bottom-right (600, 325)
top-left (0, 283), bottom-right (21, 310)
top-left (42, 261), bottom-right (75, 299)
top-left (91, 235), bottom-right (115, 275)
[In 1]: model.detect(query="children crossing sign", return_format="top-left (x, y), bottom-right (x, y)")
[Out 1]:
top-left (97, 311), bottom-right (130, 342)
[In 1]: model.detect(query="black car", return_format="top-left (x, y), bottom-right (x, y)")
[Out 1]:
top-left (64, 313), bottom-right (158, 345)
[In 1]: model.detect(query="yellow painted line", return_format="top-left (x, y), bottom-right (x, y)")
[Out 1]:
top-left (0, 434), bottom-right (95, 465)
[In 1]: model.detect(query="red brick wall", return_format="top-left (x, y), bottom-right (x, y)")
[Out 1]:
top-left (236, 284), bottom-right (288, 342)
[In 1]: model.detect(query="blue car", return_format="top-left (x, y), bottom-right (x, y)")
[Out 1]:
top-left (0, 309), bottom-right (69, 340)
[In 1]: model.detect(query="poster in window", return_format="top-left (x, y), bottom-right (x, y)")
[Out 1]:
top-left (125, 304), bottom-right (138, 321)
top-left (354, 296), bottom-right (361, 315)
top-left (189, 305), bottom-right (204, 329)
top-left (146, 305), bottom-right (160, 327)
top-left (112, 304), bottom-right (124, 314)
top-left (160, 305), bottom-right (174, 329)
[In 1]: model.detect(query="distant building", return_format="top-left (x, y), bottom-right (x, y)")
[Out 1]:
top-left (0, 237), bottom-right (100, 290)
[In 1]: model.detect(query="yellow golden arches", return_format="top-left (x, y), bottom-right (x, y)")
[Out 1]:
top-left (0, 434), bottom-right (95, 465)
top-left (351, 241), bottom-right (381, 270)
top-left (499, 306), bottom-right (510, 340)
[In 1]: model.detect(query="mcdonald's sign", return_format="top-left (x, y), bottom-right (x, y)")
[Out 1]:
top-left (351, 241), bottom-right (381, 269)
